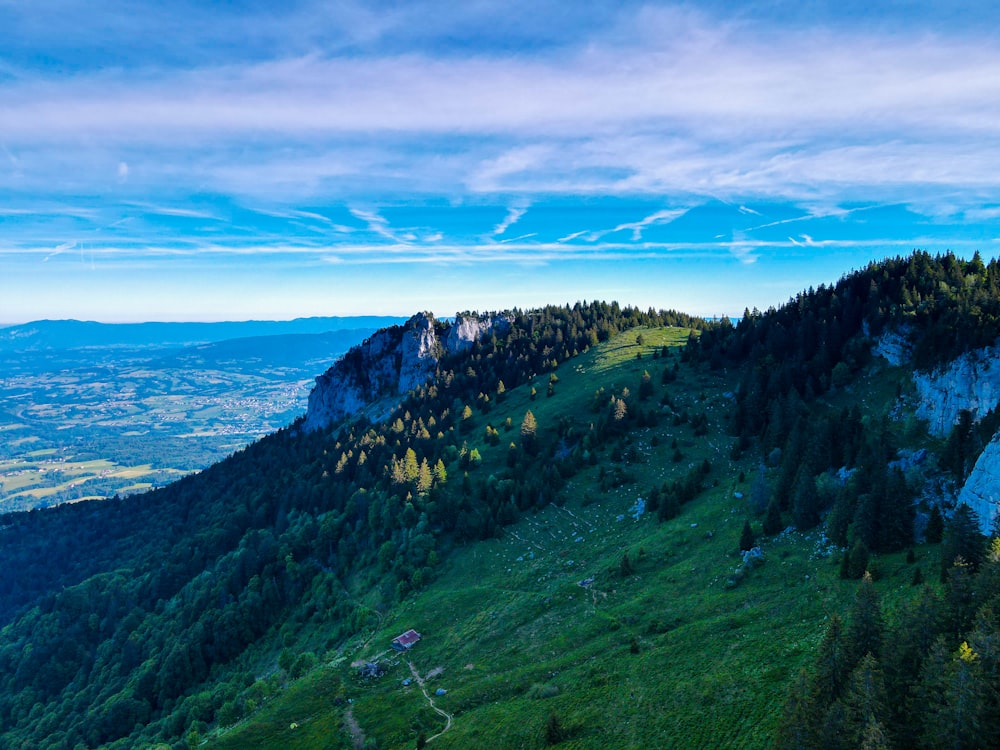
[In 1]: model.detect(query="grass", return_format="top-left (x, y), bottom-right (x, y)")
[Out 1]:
top-left (204, 327), bottom-right (933, 750)
top-left (208, 667), bottom-right (351, 750)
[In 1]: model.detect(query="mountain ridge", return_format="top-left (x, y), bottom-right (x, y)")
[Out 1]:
top-left (0, 252), bottom-right (999, 748)
top-left (0, 316), bottom-right (405, 352)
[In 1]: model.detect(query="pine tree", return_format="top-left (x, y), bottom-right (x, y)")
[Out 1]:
top-left (941, 503), bottom-right (985, 579)
top-left (792, 469), bottom-right (820, 530)
top-left (763, 497), bottom-right (784, 536)
top-left (847, 573), bottom-right (883, 664)
top-left (739, 520), bottom-right (756, 552)
top-left (432, 459), bottom-right (447, 485)
top-left (521, 410), bottom-right (538, 455)
top-left (882, 586), bottom-right (943, 748)
top-left (847, 539), bottom-right (870, 580)
top-left (814, 614), bottom-right (851, 706)
top-left (876, 467), bottom-right (913, 552)
top-left (925, 504), bottom-right (944, 544)
top-left (842, 654), bottom-right (891, 750)
top-left (416, 459), bottom-right (433, 495)
top-left (403, 448), bottom-right (419, 482)
top-left (774, 668), bottom-right (818, 749)
top-left (917, 637), bottom-right (987, 750)
top-left (639, 370), bottom-right (654, 400)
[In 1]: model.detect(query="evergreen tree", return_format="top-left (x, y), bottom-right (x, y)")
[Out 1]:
top-left (827, 492), bottom-right (853, 548)
top-left (917, 638), bottom-right (987, 750)
top-left (846, 539), bottom-right (870, 580)
top-left (763, 497), bottom-right (784, 536)
top-left (882, 586), bottom-right (943, 748)
top-left (521, 410), bottom-right (538, 455)
top-left (792, 470), bottom-right (820, 530)
top-left (942, 409), bottom-right (976, 480)
top-left (739, 520), bottom-right (757, 552)
top-left (403, 448), bottom-right (419, 482)
top-left (774, 668), bottom-right (817, 750)
top-left (416, 459), bottom-right (433, 495)
top-left (817, 701), bottom-right (848, 750)
top-left (842, 654), bottom-right (891, 750)
top-left (813, 614), bottom-right (851, 706)
top-left (876, 468), bottom-right (913, 552)
top-left (847, 573), bottom-right (883, 665)
top-left (619, 552), bottom-right (634, 577)
top-left (925, 505), bottom-right (944, 544)
top-left (639, 370), bottom-right (654, 401)
top-left (941, 503), bottom-right (985, 580)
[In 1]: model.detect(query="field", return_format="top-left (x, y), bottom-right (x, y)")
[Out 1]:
top-left (206, 327), bottom-right (935, 749)
top-left (0, 332), bottom-right (370, 511)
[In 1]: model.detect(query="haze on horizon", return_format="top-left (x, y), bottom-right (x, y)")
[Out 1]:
top-left (3, 1), bottom-right (1000, 325)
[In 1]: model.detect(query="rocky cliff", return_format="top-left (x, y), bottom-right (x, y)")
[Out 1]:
top-left (958, 433), bottom-right (1000, 534)
top-left (876, 333), bottom-right (1000, 530)
top-left (911, 343), bottom-right (1000, 437)
top-left (303, 311), bottom-right (512, 432)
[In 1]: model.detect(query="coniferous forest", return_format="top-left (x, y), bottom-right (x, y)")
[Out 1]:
top-left (1, 252), bottom-right (999, 748)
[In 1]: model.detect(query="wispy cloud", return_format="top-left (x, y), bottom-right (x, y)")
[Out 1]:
top-left (493, 206), bottom-right (528, 236)
top-left (2, 8), bottom-right (999, 209)
top-left (575, 208), bottom-right (687, 242)
top-left (4, 3), bottom-right (1000, 322)
top-left (43, 241), bottom-right (76, 262)
top-left (499, 232), bottom-right (537, 244)
top-left (126, 204), bottom-right (219, 219)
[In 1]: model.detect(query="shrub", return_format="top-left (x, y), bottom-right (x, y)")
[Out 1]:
top-left (527, 683), bottom-right (560, 699)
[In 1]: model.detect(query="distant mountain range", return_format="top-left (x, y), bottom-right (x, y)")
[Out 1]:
top-left (0, 316), bottom-right (405, 352)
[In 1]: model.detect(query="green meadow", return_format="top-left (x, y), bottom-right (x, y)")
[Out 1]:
top-left (206, 327), bottom-right (934, 750)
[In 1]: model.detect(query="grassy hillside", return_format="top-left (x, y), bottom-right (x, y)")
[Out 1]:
top-left (4, 259), bottom-right (995, 750)
top-left (204, 326), bottom-right (935, 750)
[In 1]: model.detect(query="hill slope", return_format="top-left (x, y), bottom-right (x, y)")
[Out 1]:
top-left (0, 254), bottom-right (999, 749)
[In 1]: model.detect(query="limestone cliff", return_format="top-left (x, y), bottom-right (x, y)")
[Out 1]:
top-left (912, 343), bottom-right (1000, 436)
top-left (874, 332), bottom-right (1000, 530)
top-left (303, 311), bottom-right (512, 432)
top-left (958, 433), bottom-right (1000, 534)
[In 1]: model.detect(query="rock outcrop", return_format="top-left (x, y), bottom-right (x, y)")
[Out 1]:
top-left (873, 329), bottom-right (913, 367)
top-left (303, 311), bottom-right (512, 432)
top-left (913, 344), bottom-right (1000, 436)
top-left (958, 433), bottom-right (1000, 534)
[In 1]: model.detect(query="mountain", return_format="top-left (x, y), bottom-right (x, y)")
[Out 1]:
top-left (0, 316), bottom-right (404, 352)
top-left (0, 253), bottom-right (998, 749)
top-left (303, 311), bottom-right (513, 430)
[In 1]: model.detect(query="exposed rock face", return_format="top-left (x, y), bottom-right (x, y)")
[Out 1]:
top-left (913, 344), bottom-right (1000, 436)
top-left (958, 433), bottom-right (1000, 534)
top-left (445, 312), bottom-right (512, 353)
top-left (873, 330), bottom-right (913, 367)
top-left (303, 311), bottom-right (512, 432)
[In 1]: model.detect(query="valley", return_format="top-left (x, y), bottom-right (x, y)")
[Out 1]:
top-left (0, 321), bottom-right (398, 511)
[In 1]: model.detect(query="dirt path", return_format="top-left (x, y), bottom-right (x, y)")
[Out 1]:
top-left (408, 661), bottom-right (454, 742)
top-left (344, 706), bottom-right (366, 750)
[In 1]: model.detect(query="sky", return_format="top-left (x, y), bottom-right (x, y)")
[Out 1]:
top-left (3, 1), bottom-right (1000, 324)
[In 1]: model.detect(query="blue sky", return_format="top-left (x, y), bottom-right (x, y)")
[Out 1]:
top-left (3, 1), bottom-right (1000, 323)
